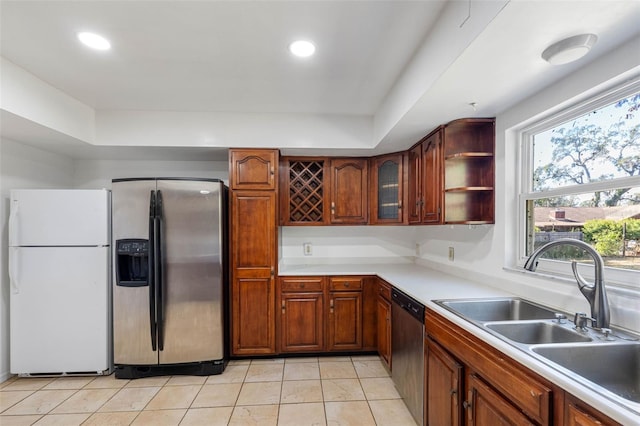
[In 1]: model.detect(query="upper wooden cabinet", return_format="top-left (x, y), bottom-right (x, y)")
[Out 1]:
top-left (329, 158), bottom-right (368, 224)
top-left (443, 118), bottom-right (495, 224)
top-left (280, 157), bottom-right (328, 225)
top-left (230, 149), bottom-right (277, 190)
top-left (422, 130), bottom-right (443, 224)
top-left (408, 128), bottom-right (443, 224)
top-left (279, 116), bottom-right (494, 227)
top-left (280, 157), bottom-right (368, 225)
top-left (370, 153), bottom-right (406, 225)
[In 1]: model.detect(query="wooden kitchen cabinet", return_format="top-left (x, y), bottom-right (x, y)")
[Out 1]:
top-left (422, 130), bottom-right (443, 224)
top-left (230, 149), bottom-right (277, 190)
top-left (443, 118), bottom-right (495, 224)
top-left (279, 277), bottom-right (324, 353)
top-left (425, 307), bottom-right (552, 425)
top-left (229, 148), bottom-right (279, 356)
top-left (280, 157), bottom-right (328, 225)
top-left (377, 279), bottom-right (392, 369)
top-left (564, 394), bottom-right (616, 426)
top-left (408, 127), bottom-right (443, 224)
top-left (466, 373), bottom-right (535, 425)
top-left (425, 336), bottom-right (463, 426)
top-left (329, 158), bottom-right (368, 224)
top-left (230, 190), bottom-right (277, 355)
top-left (277, 275), bottom-right (369, 354)
top-left (327, 277), bottom-right (363, 351)
top-left (370, 153), bottom-right (406, 224)
top-left (280, 156), bottom-right (367, 225)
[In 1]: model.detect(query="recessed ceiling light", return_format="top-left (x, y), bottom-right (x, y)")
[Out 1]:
top-left (77, 32), bottom-right (111, 50)
top-left (541, 34), bottom-right (597, 65)
top-left (289, 40), bottom-right (315, 58)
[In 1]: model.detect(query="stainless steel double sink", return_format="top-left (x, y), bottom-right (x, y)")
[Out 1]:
top-left (434, 297), bottom-right (640, 410)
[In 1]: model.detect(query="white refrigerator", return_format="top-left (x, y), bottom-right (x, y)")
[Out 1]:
top-left (9, 189), bottom-right (112, 376)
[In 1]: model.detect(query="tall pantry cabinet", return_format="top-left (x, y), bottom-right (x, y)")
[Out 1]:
top-left (229, 149), bottom-right (279, 356)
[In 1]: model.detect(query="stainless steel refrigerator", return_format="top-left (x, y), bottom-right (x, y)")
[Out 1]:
top-left (111, 178), bottom-right (227, 379)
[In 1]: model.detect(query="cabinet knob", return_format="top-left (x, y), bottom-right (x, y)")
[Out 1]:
top-left (463, 401), bottom-right (472, 410)
top-left (344, 282), bottom-right (350, 287)
top-left (300, 283), bottom-right (305, 288)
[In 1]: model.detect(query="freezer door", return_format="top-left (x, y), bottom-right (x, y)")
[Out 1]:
top-left (112, 180), bottom-right (158, 365)
top-left (157, 180), bottom-right (224, 364)
top-left (9, 189), bottom-right (110, 247)
top-left (9, 247), bottom-right (110, 374)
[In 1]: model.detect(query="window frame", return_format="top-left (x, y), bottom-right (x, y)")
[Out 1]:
top-left (516, 79), bottom-right (640, 289)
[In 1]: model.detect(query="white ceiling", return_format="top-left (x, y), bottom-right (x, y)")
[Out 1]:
top-left (0, 0), bottom-right (444, 114)
top-left (1, 0), bottom-right (640, 160)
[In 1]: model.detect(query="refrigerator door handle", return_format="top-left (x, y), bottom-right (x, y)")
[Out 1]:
top-left (148, 190), bottom-right (157, 351)
top-left (156, 190), bottom-right (165, 351)
top-left (9, 247), bottom-right (19, 294)
top-left (9, 199), bottom-right (18, 246)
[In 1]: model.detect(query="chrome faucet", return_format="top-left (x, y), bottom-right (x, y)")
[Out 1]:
top-left (523, 238), bottom-right (610, 329)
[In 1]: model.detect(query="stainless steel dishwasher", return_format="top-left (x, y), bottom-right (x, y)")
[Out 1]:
top-left (391, 288), bottom-right (425, 425)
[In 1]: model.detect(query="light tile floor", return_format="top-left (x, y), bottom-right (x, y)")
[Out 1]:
top-left (0, 355), bottom-right (418, 425)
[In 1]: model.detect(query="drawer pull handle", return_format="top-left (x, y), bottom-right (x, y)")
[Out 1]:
top-left (462, 401), bottom-right (471, 410)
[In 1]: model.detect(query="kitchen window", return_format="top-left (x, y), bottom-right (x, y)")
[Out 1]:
top-left (518, 81), bottom-right (640, 288)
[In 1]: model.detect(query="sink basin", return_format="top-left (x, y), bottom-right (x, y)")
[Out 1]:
top-left (486, 322), bottom-right (592, 344)
top-left (532, 343), bottom-right (640, 403)
top-left (437, 298), bottom-right (558, 322)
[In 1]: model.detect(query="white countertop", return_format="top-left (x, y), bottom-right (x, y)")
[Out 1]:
top-left (279, 262), bottom-right (640, 425)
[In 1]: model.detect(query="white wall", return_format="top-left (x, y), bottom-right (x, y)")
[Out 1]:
top-left (73, 159), bottom-right (229, 189)
top-left (280, 226), bottom-right (418, 266)
top-left (0, 138), bottom-right (75, 382)
top-left (0, 58), bottom-right (95, 143)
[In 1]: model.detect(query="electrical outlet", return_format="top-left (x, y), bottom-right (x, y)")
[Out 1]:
top-left (303, 242), bottom-right (312, 256)
top-left (448, 246), bottom-right (454, 261)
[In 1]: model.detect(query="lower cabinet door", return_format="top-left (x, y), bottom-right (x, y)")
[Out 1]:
top-left (426, 337), bottom-right (463, 426)
top-left (376, 297), bottom-right (391, 368)
top-left (328, 291), bottom-right (362, 351)
top-left (565, 400), bottom-right (611, 426)
top-left (466, 374), bottom-right (535, 426)
top-left (280, 292), bottom-right (324, 352)
top-left (232, 277), bottom-right (276, 356)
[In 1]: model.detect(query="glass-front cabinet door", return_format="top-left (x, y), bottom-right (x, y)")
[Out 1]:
top-left (370, 153), bottom-right (405, 224)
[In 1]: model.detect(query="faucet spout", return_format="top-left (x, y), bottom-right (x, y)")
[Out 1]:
top-left (524, 238), bottom-right (610, 329)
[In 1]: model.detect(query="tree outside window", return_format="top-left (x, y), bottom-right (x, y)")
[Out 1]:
top-left (524, 90), bottom-right (640, 272)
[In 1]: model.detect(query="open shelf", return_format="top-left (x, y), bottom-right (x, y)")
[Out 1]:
top-left (445, 186), bottom-right (493, 192)
top-left (445, 152), bottom-right (493, 160)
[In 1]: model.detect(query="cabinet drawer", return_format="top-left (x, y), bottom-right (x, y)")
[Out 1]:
top-left (281, 278), bottom-right (324, 292)
top-left (378, 281), bottom-right (391, 301)
top-left (329, 277), bottom-right (363, 291)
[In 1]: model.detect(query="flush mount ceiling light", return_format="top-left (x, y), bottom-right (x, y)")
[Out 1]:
top-left (77, 32), bottom-right (111, 50)
top-left (541, 34), bottom-right (597, 65)
top-left (289, 40), bottom-right (316, 58)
